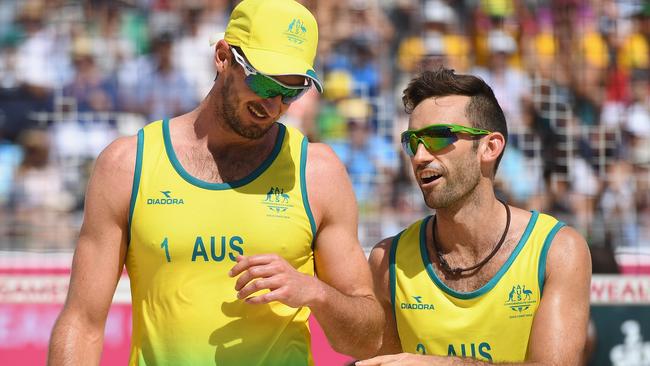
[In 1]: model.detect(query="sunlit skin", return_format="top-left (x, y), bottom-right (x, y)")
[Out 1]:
top-left (408, 95), bottom-right (484, 210)
top-left (212, 41), bottom-right (306, 140)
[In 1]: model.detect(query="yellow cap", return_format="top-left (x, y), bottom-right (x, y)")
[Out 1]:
top-left (224, 0), bottom-right (322, 92)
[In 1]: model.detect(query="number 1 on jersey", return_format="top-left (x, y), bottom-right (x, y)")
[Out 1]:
top-left (161, 237), bottom-right (171, 262)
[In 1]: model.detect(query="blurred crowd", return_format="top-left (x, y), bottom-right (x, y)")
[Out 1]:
top-left (0, 0), bottom-right (649, 264)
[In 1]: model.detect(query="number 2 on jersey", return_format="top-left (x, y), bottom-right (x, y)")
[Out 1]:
top-left (161, 237), bottom-right (171, 262)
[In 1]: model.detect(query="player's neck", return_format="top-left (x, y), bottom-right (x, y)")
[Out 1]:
top-left (187, 93), bottom-right (278, 154)
top-left (433, 188), bottom-right (506, 257)
top-left (168, 101), bottom-right (280, 183)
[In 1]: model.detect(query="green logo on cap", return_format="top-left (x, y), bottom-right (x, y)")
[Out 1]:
top-left (285, 18), bottom-right (307, 44)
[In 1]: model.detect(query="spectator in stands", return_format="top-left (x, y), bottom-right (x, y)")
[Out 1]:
top-left (173, 6), bottom-right (227, 100)
top-left (81, 3), bottom-right (137, 77)
top-left (639, 3), bottom-right (650, 45)
top-left (601, 160), bottom-right (638, 248)
top-left (316, 69), bottom-right (355, 141)
top-left (495, 144), bottom-right (542, 208)
top-left (0, 1), bottom-right (57, 141)
top-left (571, 6), bottom-right (608, 126)
top-left (327, 98), bottom-right (398, 207)
top-left (7, 129), bottom-right (75, 249)
top-left (63, 37), bottom-right (118, 113)
top-left (14, 0), bottom-right (71, 91)
top-left (0, 131), bottom-right (22, 206)
top-left (625, 69), bottom-right (650, 164)
top-left (473, 30), bottom-right (532, 131)
top-left (124, 32), bottom-right (196, 121)
top-left (420, 0), bottom-right (469, 72)
top-left (8, 130), bottom-right (72, 211)
top-left (326, 37), bottom-right (382, 98)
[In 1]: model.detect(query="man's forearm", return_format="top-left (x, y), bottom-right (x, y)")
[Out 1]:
top-left (309, 281), bottom-right (384, 359)
top-left (48, 315), bottom-right (104, 366)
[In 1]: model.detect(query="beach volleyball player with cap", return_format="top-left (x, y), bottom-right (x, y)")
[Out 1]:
top-left (48, 1), bottom-right (384, 364)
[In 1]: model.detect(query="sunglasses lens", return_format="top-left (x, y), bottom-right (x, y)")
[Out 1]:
top-left (280, 88), bottom-right (307, 104)
top-left (400, 133), bottom-right (415, 156)
top-left (245, 74), bottom-right (277, 98)
top-left (402, 140), bottom-right (414, 157)
top-left (420, 135), bottom-right (456, 151)
top-left (400, 128), bottom-right (458, 156)
top-left (246, 73), bottom-right (306, 104)
top-left (233, 47), bottom-right (308, 104)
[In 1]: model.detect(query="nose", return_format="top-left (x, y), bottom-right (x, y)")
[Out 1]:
top-left (412, 140), bottom-right (434, 165)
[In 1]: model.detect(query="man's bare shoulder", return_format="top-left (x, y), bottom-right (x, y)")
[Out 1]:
top-left (94, 135), bottom-right (139, 180)
top-left (305, 142), bottom-right (347, 178)
top-left (368, 237), bottom-right (395, 301)
top-left (87, 135), bottom-right (140, 213)
top-left (546, 225), bottom-right (592, 279)
top-left (79, 134), bottom-right (141, 230)
top-left (372, 237), bottom-right (395, 257)
top-left (304, 142), bottom-right (354, 219)
top-left (369, 237), bottom-right (395, 273)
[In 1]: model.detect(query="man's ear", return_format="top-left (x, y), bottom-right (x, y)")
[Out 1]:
top-left (480, 132), bottom-right (506, 167)
top-left (214, 39), bottom-right (230, 74)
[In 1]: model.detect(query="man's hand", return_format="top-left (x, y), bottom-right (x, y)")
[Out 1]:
top-left (356, 353), bottom-right (437, 366)
top-left (229, 254), bottom-right (322, 308)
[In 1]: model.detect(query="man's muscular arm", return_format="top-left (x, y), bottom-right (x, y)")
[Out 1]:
top-left (368, 238), bottom-right (403, 355)
top-left (229, 143), bottom-right (384, 359)
top-left (48, 136), bottom-right (136, 365)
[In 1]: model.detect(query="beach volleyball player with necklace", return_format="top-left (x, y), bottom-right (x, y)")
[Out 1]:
top-left (357, 69), bottom-right (591, 365)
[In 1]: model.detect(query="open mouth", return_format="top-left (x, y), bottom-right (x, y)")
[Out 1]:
top-left (421, 173), bottom-right (442, 184)
top-left (247, 103), bottom-right (269, 119)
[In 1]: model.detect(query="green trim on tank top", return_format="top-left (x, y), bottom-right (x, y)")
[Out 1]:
top-left (299, 136), bottom-right (317, 245)
top-left (389, 230), bottom-right (405, 324)
top-left (128, 128), bottom-right (145, 241)
top-left (162, 118), bottom-right (286, 190)
top-left (538, 221), bottom-right (566, 295)
top-left (420, 211), bottom-right (540, 300)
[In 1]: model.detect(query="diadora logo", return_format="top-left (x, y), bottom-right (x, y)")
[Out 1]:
top-left (261, 186), bottom-right (293, 218)
top-left (147, 190), bottom-right (185, 205)
top-left (285, 18), bottom-right (307, 45)
top-left (400, 295), bottom-right (435, 311)
top-left (504, 284), bottom-right (536, 317)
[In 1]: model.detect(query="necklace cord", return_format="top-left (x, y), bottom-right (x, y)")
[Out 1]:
top-left (432, 199), bottom-right (511, 276)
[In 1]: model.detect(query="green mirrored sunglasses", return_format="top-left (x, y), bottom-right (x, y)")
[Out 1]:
top-left (231, 47), bottom-right (310, 104)
top-left (401, 124), bottom-right (491, 157)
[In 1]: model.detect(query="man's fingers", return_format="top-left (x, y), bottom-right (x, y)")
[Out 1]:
top-left (234, 263), bottom-right (281, 291)
top-left (228, 254), bottom-right (281, 277)
top-left (237, 276), bottom-right (284, 299)
top-left (355, 354), bottom-right (400, 366)
top-left (244, 287), bottom-right (289, 305)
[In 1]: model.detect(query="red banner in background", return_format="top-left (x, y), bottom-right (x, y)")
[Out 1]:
top-left (5, 251), bottom-right (646, 366)
top-left (0, 254), bottom-right (353, 366)
top-left (0, 303), bottom-right (132, 365)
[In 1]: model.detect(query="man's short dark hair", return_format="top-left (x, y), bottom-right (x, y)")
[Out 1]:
top-left (402, 68), bottom-right (508, 174)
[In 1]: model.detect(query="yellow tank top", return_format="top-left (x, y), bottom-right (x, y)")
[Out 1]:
top-left (391, 211), bottom-right (565, 362)
top-left (126, 119), bottom-right (316, 366)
